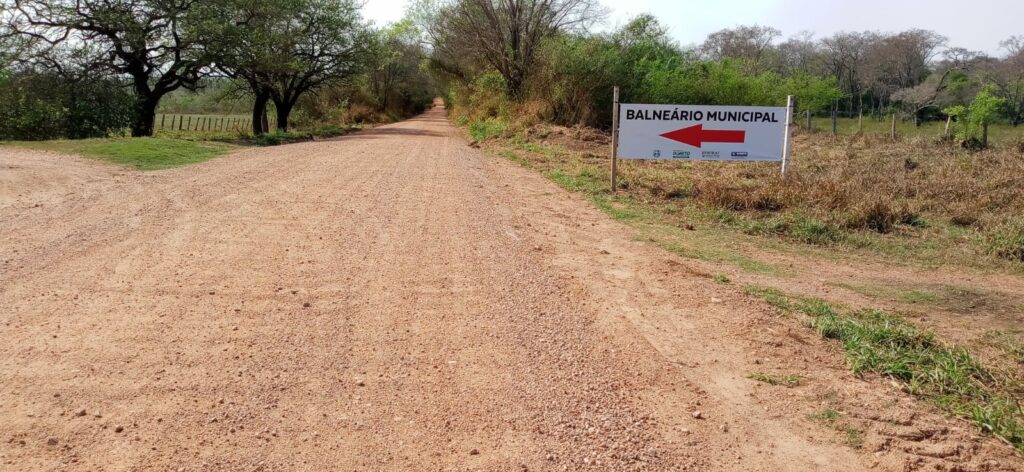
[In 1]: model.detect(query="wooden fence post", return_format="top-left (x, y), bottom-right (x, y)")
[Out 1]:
top-left (831, 105), bottom-right (837, 137)
top-left (890, 114), bottom-right (897, 140)
top-left (806, 110), bottom-right (812, 130)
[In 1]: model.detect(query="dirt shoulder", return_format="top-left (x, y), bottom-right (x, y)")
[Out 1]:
top-left (0, 108), bottom-right (1020, 470)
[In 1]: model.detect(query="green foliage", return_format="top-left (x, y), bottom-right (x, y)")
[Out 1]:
top-left (11, 138), bottom-right (235, 170)
top-left (0, 71), bottom-right (134, 140)
top-left (524, 16), bottom-right (842, 128)
top-left (252, 125), bottom-right (351, 146)
top-left (468, 118), bottom-right (508, 141)
top-left (741, 214), bottom-right (843, 245)
top-left (945, 86), bottom-right (1008, 142)
top-left (362, 19), bottom-right (436, 116)
top-left (199, 0), bottom-right (372, 132)
top-left (747, 286), bottom-right (1024, 451)
top-left (159, 80), bottom-right (253, 115)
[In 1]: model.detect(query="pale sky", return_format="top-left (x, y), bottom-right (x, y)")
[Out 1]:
top-left (362, 0), bottom-right (1024, 56)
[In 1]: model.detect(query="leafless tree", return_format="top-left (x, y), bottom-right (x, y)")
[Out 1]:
top-left (700, 24), bottom-right (781, 72)
top-left (776, 31), bottom-right (823, 76)
top-left (980, 36), bottom-right (1024, 125)
top-left (423, 0), bottom-right (604, 98)
top-left (818, 31), bottom-right (876, 114)
top-left (870, 29), bottom-right (947, 91)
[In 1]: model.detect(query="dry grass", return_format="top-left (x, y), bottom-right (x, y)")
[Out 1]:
top-left (470, 112), bottom-right (1024, 268)
top-left (626, 131), bottom-right (1023, 229)
top-left (601, 129), bottom-right (1024, 264)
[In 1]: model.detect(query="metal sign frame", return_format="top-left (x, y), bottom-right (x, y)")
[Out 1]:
top-left (610, 87), bottom-right (796, 192)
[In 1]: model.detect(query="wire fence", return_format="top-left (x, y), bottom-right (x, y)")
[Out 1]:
top-left (155, 114), bottom-right (277, 134)
top-left (800, 111), bottom-right (1023, 145)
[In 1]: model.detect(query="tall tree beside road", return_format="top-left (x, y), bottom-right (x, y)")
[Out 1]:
top-left (7, 0), bottom-right (207, 137)
top-left (201, 0), bottom-right (370, 133)
top-left (422, 0), bottom-right (604, 99)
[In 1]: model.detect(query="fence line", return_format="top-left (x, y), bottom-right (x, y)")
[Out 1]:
top-left (155, 114), bottom-right (278, 133)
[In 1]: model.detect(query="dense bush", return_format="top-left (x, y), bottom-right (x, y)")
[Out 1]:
top-left (450, 16), bottom-right (842, 130)
top-left (0, 70), bottom-right (133, 140)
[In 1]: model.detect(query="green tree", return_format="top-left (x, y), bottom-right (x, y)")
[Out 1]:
top-left (944, 86), bottom-right (1006, 146)
top-left (201, 0), bottom-right (371, 133)
top-left (366, 19), bottom-right (434, 114)
top-left (9, 0), bottom-right (208, 137)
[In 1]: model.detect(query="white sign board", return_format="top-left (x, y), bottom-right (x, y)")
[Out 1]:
top-left (617, 104), bottom-right (789, 161)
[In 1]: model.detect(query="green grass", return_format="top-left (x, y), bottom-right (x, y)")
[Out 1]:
top-left (469, 118), bottom-right (509, 141)
top-left (747, 285), bottom-right (1024, 451)
top-left (499, 150), bottom-right (532, 168)
top-left (749, 372), bottom-right (804, 387)
top-left (810, 408), bottom-right (842, 422)
top-left (741, 214), bottom-right (844, 246)
top-left (8, 137), bottom-right (237, 171)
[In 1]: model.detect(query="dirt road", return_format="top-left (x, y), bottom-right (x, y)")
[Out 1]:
top-left (1, 107), bottom-right (1020, 471)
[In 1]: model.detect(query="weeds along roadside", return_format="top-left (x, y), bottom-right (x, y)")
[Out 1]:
top-left (745, 285), bottom-right (1024, 452)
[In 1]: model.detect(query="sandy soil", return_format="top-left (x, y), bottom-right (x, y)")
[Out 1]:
top-left (1, 107), bottom-right (1020, 471)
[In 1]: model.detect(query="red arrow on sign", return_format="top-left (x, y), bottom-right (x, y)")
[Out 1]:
top-left (660, 124), bottom-right (746, 148)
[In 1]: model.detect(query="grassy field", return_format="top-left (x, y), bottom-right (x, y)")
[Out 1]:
top-left (7, 138), bottom-right (238, 171)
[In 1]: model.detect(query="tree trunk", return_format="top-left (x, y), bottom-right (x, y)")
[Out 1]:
top-left (131, 97), bottom-right (159, 137)
top-left (252, 91), bottom-right (270, 135)
top-left (275, 100), bottom-right (294, 133)
top-left (505, 71), bottom-right (526, 101)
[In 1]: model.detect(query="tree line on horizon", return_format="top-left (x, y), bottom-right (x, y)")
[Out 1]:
top-left (1, 0), bottom-right (1021, 142)
top-left (414, 0), bottom-right (1022, 136)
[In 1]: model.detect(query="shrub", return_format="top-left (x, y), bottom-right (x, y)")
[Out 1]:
top-left (791, 216), bottom-right (843, 245)
top-left (468, 118), bottom-right (509, 141)
top-left (944, 87), bottom-right (1007, 146)
top-left (845, 201), bottom-right (920, 234)
top-left (254, 131), bottom-right (311, 146)
top-left (986, 223), bottom-right (1024, 262)
top-left (0, 70), bottom-right (133, 140)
